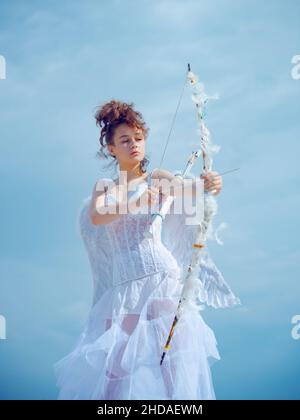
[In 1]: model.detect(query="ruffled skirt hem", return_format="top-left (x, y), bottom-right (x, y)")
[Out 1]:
top-left (54, 269), bottom-right (221, 400)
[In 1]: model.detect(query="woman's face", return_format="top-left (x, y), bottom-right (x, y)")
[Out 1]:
top-left (109, 123), bottom-right (146, 168)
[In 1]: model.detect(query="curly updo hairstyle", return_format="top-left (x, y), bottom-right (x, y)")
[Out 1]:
top-left (94, 100), bottom-right (150, 175)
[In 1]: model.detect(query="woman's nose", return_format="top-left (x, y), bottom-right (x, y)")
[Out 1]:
top-left (129, 139), bottom-right (138, 146)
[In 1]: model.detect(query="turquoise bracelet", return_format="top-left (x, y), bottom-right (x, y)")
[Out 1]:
top-left (151, 212), bottom-right (165, 221)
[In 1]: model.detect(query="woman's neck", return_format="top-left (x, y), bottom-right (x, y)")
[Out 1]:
top-left (115, 169), bottom-right (149, 185)
top-left (118, 164), bottom-right (148, 183)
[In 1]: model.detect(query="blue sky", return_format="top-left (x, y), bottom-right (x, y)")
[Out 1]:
top-left (0, 0), bottom-right (299, 399)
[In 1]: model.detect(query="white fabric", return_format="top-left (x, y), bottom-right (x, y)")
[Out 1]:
top-left (54, 172), bottom-right (240, 400)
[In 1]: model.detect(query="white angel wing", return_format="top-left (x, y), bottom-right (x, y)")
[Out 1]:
top-left (161, 170), bottom-right (241, 309)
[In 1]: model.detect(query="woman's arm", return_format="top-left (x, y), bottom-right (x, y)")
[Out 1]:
top-left (151, 168), bottom-right (200, 199)
top-left (89, 181), bottom-right (126, 225)
top-left (151, 168), bottom-right (223, 197)
top-left (89, 179), bottom-right (160, 225)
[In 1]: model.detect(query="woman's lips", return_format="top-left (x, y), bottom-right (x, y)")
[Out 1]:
top-left (130, 151), bottom-right (139, 156)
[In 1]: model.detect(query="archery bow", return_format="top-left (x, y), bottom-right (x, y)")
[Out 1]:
top-left (159, 63), bottom-right (221, 365)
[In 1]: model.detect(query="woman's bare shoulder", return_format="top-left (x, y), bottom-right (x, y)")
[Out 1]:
top-left (89, 178), bottom-right (122, 209)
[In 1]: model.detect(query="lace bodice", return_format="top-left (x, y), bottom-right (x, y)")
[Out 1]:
top-left (78, 171), bottom-right (240, 309)
top-left (79, 174), bottom-right (180, 304)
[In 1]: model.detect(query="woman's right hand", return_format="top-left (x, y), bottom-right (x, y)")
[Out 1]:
top-left (129, 179), bottom-right (161, 208)
top-left (133, 185), bottom-right (161, 209)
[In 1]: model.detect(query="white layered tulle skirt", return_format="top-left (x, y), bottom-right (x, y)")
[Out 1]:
top-left (54, 267), bottom-right (221, 400)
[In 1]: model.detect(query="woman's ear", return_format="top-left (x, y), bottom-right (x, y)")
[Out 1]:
top-left (107, 146), bottom-right (115, 157)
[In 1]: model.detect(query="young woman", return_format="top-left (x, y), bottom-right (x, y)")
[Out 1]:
top-left (54, 100), bottom-right (240, 400)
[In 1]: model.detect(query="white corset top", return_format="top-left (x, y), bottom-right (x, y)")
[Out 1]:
top-left (79, 173), bottom-right (180, 299)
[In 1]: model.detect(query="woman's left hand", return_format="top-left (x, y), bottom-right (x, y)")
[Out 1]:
top-left (200, 171), bottom-right (223, 195)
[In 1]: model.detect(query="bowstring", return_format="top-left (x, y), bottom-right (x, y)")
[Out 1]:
top-left (157, 71), bottom-right (189, 171)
